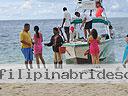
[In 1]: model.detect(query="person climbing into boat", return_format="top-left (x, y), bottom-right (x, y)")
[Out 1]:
top-left (61, 7), bottom-right (71, 43)
top-left (122, 35), bottom-right (128, 68)
top-left (80, 11), bottom-right (92, 39)
top-left (44, 27), bottom-right (64, 69)
top-left (73, 11), bottom-right (82, 40)
top-left (96, 1), bottom-right (104, 18)
top-left (20, 23), bottom-right (33, 69)
top-left (88, 29), bottom-right (100, 64)
top-left (33, 26), bottom-right (46, 69)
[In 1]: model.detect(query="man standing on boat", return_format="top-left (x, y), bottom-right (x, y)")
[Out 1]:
top-left (80, 11), bottom-right (93, 39)
top-left (61, 7), bottom-right (71, 43)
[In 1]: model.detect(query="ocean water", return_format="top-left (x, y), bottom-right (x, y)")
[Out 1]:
top-left (0, 18), bottom-right (127, 64)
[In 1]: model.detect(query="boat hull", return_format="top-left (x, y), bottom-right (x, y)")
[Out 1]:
top-left (64, 39), bottom-right (113, 64)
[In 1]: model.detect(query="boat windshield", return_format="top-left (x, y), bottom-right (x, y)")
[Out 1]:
top-left (92, 23), bottom-right (109, 36)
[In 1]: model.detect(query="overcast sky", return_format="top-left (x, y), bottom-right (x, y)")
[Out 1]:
top-left (0, 0), bottom-right (127, 20)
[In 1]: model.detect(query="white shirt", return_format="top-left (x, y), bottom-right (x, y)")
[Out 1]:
top-left (63, 11), bottom-right (71, 27)
top-left (72, 15), bottom-right (81, 30)
top-left (82, 13), bottom-right (92, 22)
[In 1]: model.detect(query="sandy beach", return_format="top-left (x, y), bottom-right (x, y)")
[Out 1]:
top-left (0, 64), bottom-right (127, 96)
top-left (0, 83), bottom-right (128, 96)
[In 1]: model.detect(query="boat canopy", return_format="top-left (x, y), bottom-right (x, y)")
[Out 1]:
top-left (71, 18), bottom-right (111, 25)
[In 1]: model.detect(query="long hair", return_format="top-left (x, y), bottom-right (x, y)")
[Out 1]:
top-left (34, 26), bottom-right (40, 38)
top-left (91, 29), bottom-right (98, 39)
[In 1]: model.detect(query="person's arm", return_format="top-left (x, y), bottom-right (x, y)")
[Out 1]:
top-left (40, 33), bottom-right (43, 42)
top-left (44, 36), bottom-right (53, 46)
top-left (80, 17), bottom-right (86, 29)
top-left (97, 37), bottom-right (101, 44)
top-left (21, 40), bottom-right (31, 46)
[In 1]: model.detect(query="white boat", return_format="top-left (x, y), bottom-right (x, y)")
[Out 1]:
top-left (63, 0), bottom-right (113, 64)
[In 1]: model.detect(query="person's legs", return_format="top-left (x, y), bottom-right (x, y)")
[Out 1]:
top-left (64, 27), bottom-right (70, 42)
top-left (91, 55), bottom-right (96, 64)
top-left (84, 21), bottom-right (92, 38)
top-left (95, 54), bottom-right (100, 64)
top-left (35, 54), bottom-right (40, 68)
top-left (124, 56), bottom-right (128, 64)
top-left (87, 29), bottom-right (91, 36)
top-left (84, 29), bottom-right (87, 39)
top-left (25, 61), bottom-right (29, 69)
top-left (70, 32), bottom-right (74, 41)
top-left (57, 52), bottom-right (63, 69)
top-left (75, 29), bottom-right (79, 40)
top-left (29, 48), bottom-right (33, 69)
top-left (54, 52), bottom-right (58, 69)
top-left (21, 48), bottom-right (29, 69)
top-left (39, 53), bottom-right (46, 68)
top-left (35, 54), bottom-right (40, 64)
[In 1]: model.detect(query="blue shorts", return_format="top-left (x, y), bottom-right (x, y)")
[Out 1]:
top-left (21, 48), bottom-right (33, 61)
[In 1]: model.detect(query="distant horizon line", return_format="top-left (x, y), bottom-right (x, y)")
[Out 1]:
top-left (0, 17), bottom-right (128, 21)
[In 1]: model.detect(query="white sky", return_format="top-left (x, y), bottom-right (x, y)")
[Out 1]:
top-left (0, 0), bottom-right (127, 20)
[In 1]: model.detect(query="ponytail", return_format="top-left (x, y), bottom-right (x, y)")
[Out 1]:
top-left (36, 31), bottom-right (40, 38)
top-left (34, 26), bottom-right (40, 38)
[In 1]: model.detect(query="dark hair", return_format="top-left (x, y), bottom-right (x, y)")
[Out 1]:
top-left (24, 23), bottom-right (30, 27)
top-left (53, 27), bottom-right (59, 35)
top-left (75, 12), bottom-right (79, 15)
top-left (96, 1), bottom-right (101, 5)
top-left (34, 26), bottom-right (40, 38)
top-left (63, 7), bottom-right (67, 11)
top-left (109, 25), bottom-right (113, 29)
top-left (91, 29), bottom-right (98, 39)
top-left (96, 1), bottom-right (103, 8)
top-left (127, 35), bottom-right (128, 37)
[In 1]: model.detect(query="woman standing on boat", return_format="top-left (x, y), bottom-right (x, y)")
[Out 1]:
top-left (96, 1), bottom-right (104, 18)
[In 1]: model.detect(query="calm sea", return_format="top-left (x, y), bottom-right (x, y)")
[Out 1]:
top-left (0, 18), bottom-right (127, 64)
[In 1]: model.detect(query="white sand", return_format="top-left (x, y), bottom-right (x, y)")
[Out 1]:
top-left (0, 83), bottom-right (128, 96)
top-left (0, 64), bottom-right (127, 96)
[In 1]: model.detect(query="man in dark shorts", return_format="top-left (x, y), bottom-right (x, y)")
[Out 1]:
top-left (80, 13), bottom-right (92, 38)
top-left (61, 7), bottom-right (71, 43)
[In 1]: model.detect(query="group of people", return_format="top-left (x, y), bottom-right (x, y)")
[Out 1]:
top-left (19, 1), bottom-right (104, 69)
top-left (20, 24), bottom-right (46, 69)
top-left (20, 23), bottom-right (65, 69)
top-left (19, 1), bottom-right (112, 69)
top-left (20, 23), bottom-right (101, 69)
top-left (61, 1), bottom-right (104, 43)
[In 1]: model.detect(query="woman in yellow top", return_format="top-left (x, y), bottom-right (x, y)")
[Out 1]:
top-left (20, 23), bottom-right (33, 69)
